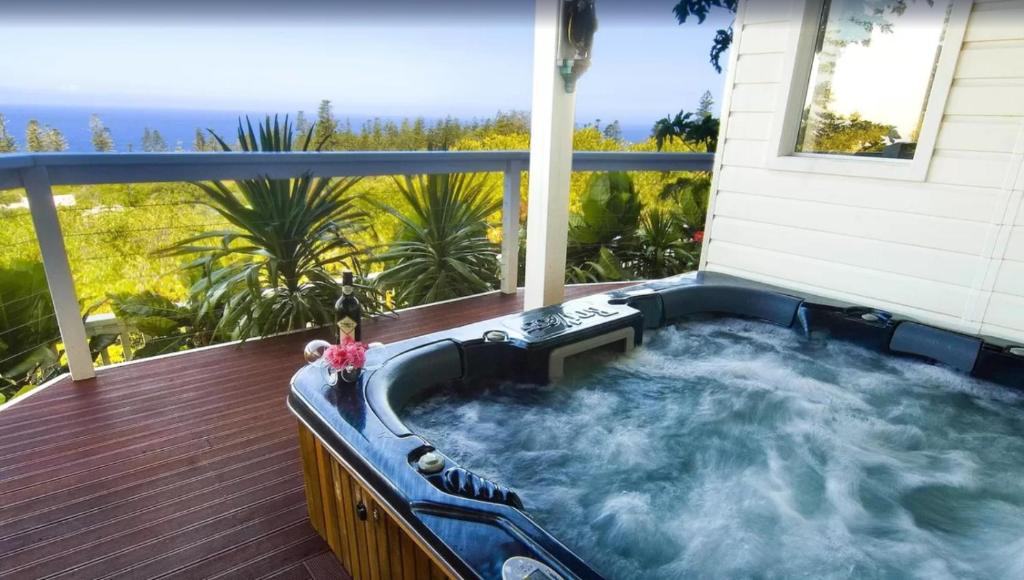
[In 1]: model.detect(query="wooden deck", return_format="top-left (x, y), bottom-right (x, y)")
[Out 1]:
top-left (0, 284), bottom-right (627, 580)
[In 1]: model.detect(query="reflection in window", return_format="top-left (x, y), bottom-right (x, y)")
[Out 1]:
top-left (795, 0), bottom-right (953, 159)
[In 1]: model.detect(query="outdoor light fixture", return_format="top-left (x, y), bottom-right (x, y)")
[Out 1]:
top-left (558, 0), bottom-right (597, 93)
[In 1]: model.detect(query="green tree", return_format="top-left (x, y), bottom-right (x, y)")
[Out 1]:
top-left (673, 0), bottom-right (737, 72)
top-left (697, 90), bottom-right (714, 116)
top-left (295, 110), bottom-right (311, 149)
top-left (372, 173), bottom-right (501, 306)
top-left (25, 120), bottom-right (45, 152)
top-left (674, 0), bottom-right (930, 74)
top-left (801, 110), bottom-right (897, 154)
top-left (489, 110), bottom-right (530, 135)
top-left (602, 120), bottom-right (623, 142)
top-left (0, 114), bottom-right (17, 152)
top-left (142, 128), bottom-right (168, 152)
top-left (44, 126), bottom-right (69, 152)
top-left (313, 100), bottom-right (337, 150)
top-left (192, 128), bottom-right (209, 151)
top-left (152, 130), bottom-right (167, 151)
top-left (653, 110), bottom-right (719, 152)
top-left (161, 115), bottom-right (370, 339)
top-left (90, 114), bottom-right (115, 152)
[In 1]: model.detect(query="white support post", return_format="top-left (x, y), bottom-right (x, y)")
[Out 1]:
top-left (21, 166), bottom-right (96, 381)
top-left (500, 161), bottom-right (523, 294)
top-left (524, 0), bottom-right (577, 310)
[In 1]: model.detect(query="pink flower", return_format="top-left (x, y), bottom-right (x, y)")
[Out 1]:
top-left (322, 340), bottom-right (368, 370)
top-left (323, 344), bottom-right (349, 370)
top-left (343, 340), bottom-right (367, 369)
top-left (692, 230), bottom-right (705, 244)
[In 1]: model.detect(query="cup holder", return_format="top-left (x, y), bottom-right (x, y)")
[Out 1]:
top-left (844, 307), bottom-right (893, 325)
top-left (502, 556), bottom-right (562, 580)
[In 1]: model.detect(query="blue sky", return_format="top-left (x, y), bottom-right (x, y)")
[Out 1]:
top-left (0, 2), bottom-right (731, 127)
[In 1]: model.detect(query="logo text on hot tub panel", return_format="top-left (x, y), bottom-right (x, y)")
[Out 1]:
top-left (521, 306), bottom-right (615, 335)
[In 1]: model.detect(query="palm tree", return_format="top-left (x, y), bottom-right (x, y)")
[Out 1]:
top-left (372, 173), bottom-right (501, 306)
top-left (653, 110), bottom-right (720, 152)
top-left (161, 115), bottom-right (371, 339)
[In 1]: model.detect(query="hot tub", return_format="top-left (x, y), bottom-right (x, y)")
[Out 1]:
top-left (288, 273), bottom-right (1024, 580)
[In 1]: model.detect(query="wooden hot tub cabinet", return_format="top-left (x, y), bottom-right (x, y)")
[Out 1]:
top-left (296, 423), bottom-right (455, 580)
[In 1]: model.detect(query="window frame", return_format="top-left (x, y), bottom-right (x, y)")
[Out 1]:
top-left (765, 0), bottom-right (974, 181)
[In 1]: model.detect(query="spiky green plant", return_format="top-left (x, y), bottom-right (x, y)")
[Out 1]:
top-left (372, 173), bottom-right (501, 306)
top-left (632, 209), bottom-right (697, 278)
top-left (161, 115), bottom-right (372, 339)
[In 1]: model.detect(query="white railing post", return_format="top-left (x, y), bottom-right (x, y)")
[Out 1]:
top-left (524, 0), bottom-right (576, 310)
top-left (500, 161), bottom-right (523, 294)
top-left (21, 166), bottom-right (96, 381)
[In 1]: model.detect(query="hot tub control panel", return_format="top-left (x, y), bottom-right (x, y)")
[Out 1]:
top-left (502, 298), bottom-right (640, 345)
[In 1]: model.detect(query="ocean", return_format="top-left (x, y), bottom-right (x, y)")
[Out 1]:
top-left (0, 105), bottom-right (653, 152)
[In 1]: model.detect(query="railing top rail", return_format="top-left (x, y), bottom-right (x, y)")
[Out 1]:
top-left (0, 150), bottom-right (713, 191)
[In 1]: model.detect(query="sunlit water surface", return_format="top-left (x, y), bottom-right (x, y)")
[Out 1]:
top-left (404, 319), bottom-right (1024, 579)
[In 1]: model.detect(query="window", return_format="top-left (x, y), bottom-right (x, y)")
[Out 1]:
top-left (793, 0), bottom-right (954, 160)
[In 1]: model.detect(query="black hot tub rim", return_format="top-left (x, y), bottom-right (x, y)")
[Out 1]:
top-left (288, 272), bottom-right (1024, 580)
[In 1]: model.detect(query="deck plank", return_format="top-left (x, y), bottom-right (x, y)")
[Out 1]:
top-left (0, 284), bottom-right (628, 580)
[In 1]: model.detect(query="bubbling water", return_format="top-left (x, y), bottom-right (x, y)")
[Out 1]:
top-left (403, 318), bottom-right (1024, 579)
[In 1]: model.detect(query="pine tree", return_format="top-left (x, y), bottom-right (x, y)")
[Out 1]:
top-left (142, 127), bottom-right (168, 152)
top-left (697, 90), bottom-right (714, 117)
top-left (44, 127), bottom-right (69, 152)
top-left (294, 111), bottom-right (310, 149)
top-left (89, 114), bottom-right (115, 152)
top-left (150, 130), bottom-right (168, 152)
top-left (0, 114), bottom-right (17, 152)
top-left (313, 100), bottom-right (337, 150)
top-left (192, 128), bottom-right (207, 152)
top-left (26, 120), bottom-right (45, 152)
top-left (603, 120), bottom-right (623, 141)
top-left (295, 110), bottom-right (310, 134)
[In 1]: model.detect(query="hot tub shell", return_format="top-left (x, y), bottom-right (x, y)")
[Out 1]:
top-left (288, 272), bottom-right (1024, 580)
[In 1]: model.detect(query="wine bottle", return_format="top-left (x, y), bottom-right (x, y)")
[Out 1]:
top-left (334, 271), bottom-right (362, 342)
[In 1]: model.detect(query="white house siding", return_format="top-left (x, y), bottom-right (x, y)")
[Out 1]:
top-left (703, 0), bottom-right (1024, 343)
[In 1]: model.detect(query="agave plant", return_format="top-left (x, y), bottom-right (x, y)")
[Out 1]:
top-left (372, 173), bottom-right (501, 306)
top-left (161, 115), bottom-right (372, 339)
top-left (632, 209), bottom-right (698, 278)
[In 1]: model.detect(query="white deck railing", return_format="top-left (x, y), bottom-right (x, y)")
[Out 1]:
top-left (0, 150), bottom-right (713, 380)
